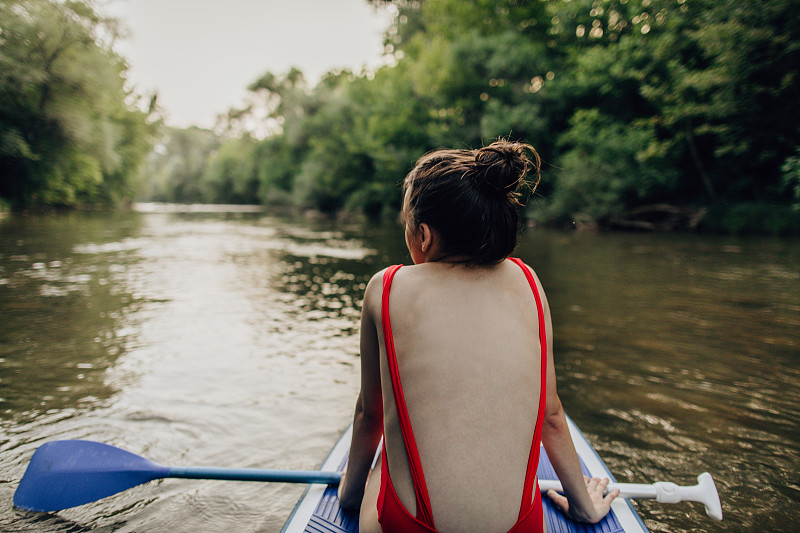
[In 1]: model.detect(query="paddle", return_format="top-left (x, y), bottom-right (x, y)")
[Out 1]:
top-left (539, 473), bottom-right (723, 521)
top-left (13, 440), bottom-right (341, 512)
top-left (14, 439), bottom-right (721, 521)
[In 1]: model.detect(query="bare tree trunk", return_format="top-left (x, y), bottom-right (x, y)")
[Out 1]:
top-left (684, 120), bottom-right (717, 200)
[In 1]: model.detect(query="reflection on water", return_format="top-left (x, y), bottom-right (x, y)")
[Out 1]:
top-left (0, 207), bottom-right (797, 532)
top-left (518, 231), bottom-right (800, 532)
top-left (0, 214), bottom-right (143, 419)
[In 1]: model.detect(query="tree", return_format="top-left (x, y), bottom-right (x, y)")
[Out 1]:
top-left (201, 136), bottom-right (260, 204)
top-left (639, 0), bottom-right (800, 202)
top-left (0, 0), bottom-right (157, 209)
top-left (142, 0), bottom-right (799, 232)
top-left (137, 127), bottom-right (220, 203)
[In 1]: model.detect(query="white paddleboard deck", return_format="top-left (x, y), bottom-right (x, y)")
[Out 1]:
top-left (282, 416), bottom-right (649, 533)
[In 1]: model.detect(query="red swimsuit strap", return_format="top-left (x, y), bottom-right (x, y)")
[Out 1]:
top-left (508, 257), bottom-right (548, 520)
top-left (382, 265), bottom-right (436, 528)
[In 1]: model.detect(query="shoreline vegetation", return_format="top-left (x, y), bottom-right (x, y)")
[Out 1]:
top-left (2, 0), bottom-right (799, 236)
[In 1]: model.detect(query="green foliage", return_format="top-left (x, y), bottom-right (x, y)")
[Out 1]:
top-left (254, 136), bottom-right (298, 205)
top-left (201, 136), bottom-right (260, 204)
top-left (0, 0), bottom-right (157, 209)
top-left (548, 108), bottom-right (678, 224)
top-left (135, 0), bottom-right (799, 233)
top-left (782, 148), bottom-right (800, 210)
top-left (38, 149), bottom-right (103, 206)
top-left (138, 127), bottom-right (220, 203)
top-left (630, 0), bottom-right (800, 202)
top-left (700, 203), bottom-right (800, 236)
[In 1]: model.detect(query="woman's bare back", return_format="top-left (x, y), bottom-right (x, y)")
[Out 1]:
top-left (372, 259), bottom-right (546, 532)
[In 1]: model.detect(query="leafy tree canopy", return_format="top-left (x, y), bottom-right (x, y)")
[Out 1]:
top-left (0, 0), bottom-right (158, 209)
top-left (137, 0), bottom-right (800, 233)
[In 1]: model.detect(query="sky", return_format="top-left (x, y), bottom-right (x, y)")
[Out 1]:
top-left (106, 0), bottom-right (395, 129)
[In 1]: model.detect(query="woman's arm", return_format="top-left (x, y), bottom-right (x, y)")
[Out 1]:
top-left (541, 394), bottom-right (618, 522)
top-left (532, 267), bottom-right (619, 522)
top-left (338, 273), bottom-right (385, 510)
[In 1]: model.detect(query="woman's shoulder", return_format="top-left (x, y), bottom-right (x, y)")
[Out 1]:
top-left (365, 265), bottom-right (399, 288)
top-left (362, 265), bottom-right (402, 314)
top-left (507, 257), bottom-right (542, 281)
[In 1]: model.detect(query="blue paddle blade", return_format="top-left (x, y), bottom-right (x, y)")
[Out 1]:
top-left (13, 440), bottom-right (170, 512)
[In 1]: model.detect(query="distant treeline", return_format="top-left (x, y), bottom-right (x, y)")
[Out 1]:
top-left (4, 1), bottom-right (800, 234)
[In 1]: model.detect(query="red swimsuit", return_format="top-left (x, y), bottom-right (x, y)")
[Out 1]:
top-left (377, 258), bottom-right (548, 533)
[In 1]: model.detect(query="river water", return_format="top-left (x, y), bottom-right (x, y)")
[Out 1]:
top-left (0, 205), bottom-right (797, 532)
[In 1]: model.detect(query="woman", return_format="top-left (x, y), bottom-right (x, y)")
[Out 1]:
top-left (338, 140), bottom-right (618, 532)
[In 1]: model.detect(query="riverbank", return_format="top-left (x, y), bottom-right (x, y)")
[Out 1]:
top-left (532, 201), bottom-right (800, 236)
top-left (4, 197), bottom-right (799, 237)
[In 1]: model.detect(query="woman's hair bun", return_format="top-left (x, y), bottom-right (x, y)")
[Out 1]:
top-left (473, 140), bottom-right (540, 203)
top-left (404, 139), bottom-right (543, 264)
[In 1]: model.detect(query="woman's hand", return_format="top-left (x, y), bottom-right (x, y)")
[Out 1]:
top-left (546, 476), bottom-right (620, 523)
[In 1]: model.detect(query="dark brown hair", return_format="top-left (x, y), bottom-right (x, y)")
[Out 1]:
top-left (404, 139), bottom-right (541, 265)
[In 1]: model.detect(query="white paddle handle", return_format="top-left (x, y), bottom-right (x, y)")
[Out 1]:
top-left (539, 472), bottom-right (722, 521)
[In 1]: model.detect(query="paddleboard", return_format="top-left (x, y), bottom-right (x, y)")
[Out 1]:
top-left (281, 415), bottom-right (649, 533)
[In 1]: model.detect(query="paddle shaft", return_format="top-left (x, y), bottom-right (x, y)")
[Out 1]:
top-left (539, 479), bottom-right (660, 499)
top-left (168, 467), bottom-right (341, 485)
top-left (172, 469), bottom-right (721, 520)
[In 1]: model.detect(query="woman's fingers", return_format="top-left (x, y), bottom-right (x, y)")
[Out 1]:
top-left (546, 489), bottom-right (570, 513)
top-left (546, 476), bottom-right (620, 523)
top-left (605, 487), bottom-right (621, 504)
